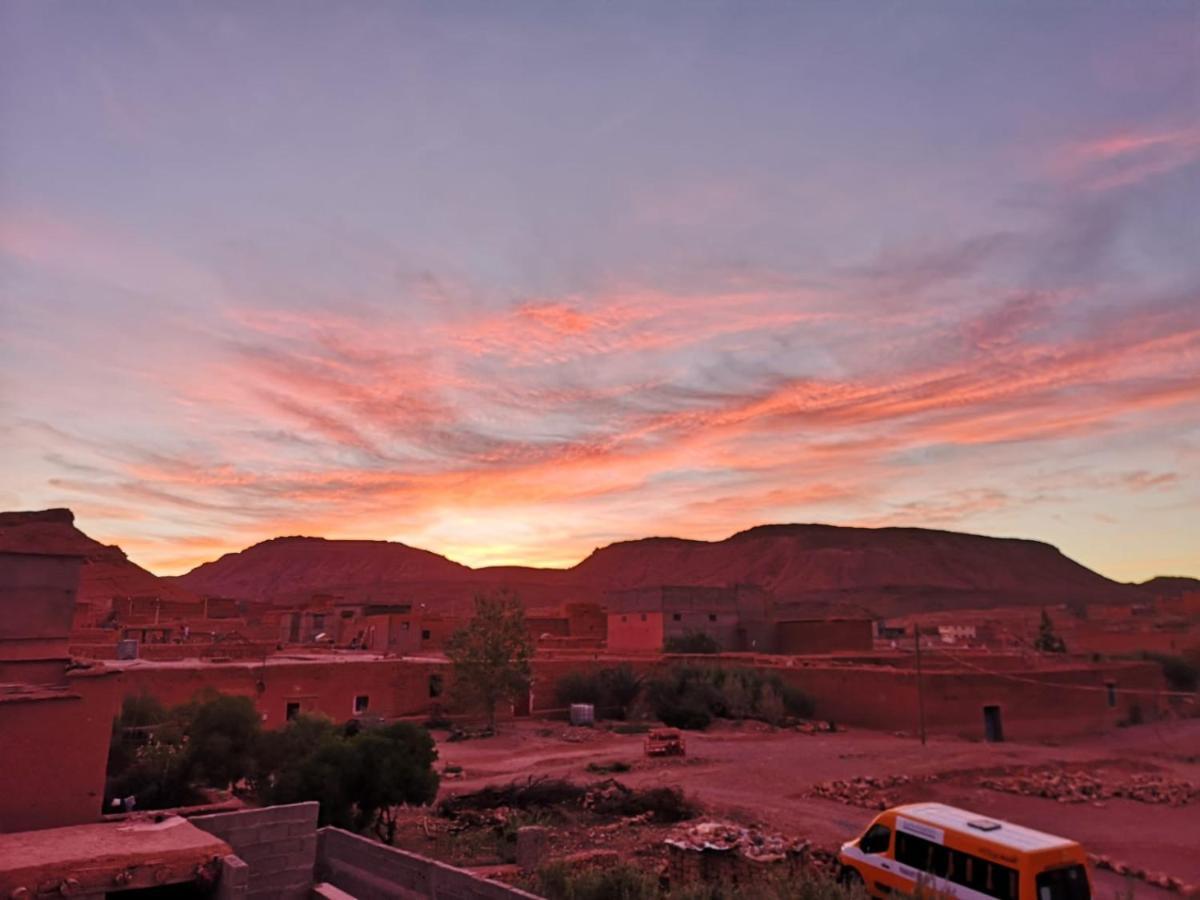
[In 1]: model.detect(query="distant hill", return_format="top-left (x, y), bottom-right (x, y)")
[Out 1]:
top-left (1137, 575), bottom-right (1200, 598)
top-left (0, 509), bottom-right (202, 612)
top-left (4, 508), bottom-right (1174, 618)
top-left (171, 519), bottom-right (1149, 617)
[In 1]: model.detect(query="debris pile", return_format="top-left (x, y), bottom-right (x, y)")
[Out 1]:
top-left (806, 774), bottom-right (916, 809)
top-left (664, 821), bottom-right (840, 888)
top-left (981, 768), bottom-right (1196, 806)
top-left (1089, 854), bottom-right (1195, 895)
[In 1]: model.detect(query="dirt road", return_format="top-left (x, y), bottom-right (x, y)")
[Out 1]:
top-left (435, 717), bottom-right (1200, 897)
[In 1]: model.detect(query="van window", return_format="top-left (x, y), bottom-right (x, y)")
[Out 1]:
top-left (1037, 866), bottom-right (1090, 900)
top-left (859, 824), bottom-right (891, 854)
top-left (896, 832), bottom-right (1018, 900)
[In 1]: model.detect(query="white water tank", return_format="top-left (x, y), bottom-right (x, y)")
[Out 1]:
top-left (569, 703), bottom-right (595, 726)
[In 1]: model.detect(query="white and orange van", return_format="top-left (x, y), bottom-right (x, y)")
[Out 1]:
top-left (839, 803), bottom-right (1092, 900)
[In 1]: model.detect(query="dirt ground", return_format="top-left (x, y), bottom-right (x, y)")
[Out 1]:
top-left (422, 717), bottom-right (1200, 898)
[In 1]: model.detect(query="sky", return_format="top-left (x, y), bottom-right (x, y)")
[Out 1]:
top-left (1, 2), bottom-right (1198, 580)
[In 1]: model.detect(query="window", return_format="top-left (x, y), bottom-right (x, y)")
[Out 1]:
top-left (708, 613), bottom-right (717, 622)
top-left (640, 613), bottom-right (647, 621)
top-left (285, 701), bottom-right (301, 721)
top-left (897, 832), bottom-right (1019, 900)
top-left (1105, 682), bottom-right (1117, 708)
top-left (312, 614), bottom-right (326, 630)
top-left (1037, 865), bottom-right (1090, 900)
top-left (673, 613), bottom-right (682, 621)
top-left (353, 695), bottom-right (369, 714)
top-left (429, 674), bottom-right (444, 698)
top-left (422, 629), bottom-right (431, 640)
top-left (859, 824), bottom-right (891, 854)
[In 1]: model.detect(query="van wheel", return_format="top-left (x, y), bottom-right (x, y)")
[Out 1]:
top-left (839, 867), bottom-right (865, 888)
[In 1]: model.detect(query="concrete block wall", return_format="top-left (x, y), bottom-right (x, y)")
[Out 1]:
top-left (316, 827), bottom-right (542, 900)
top-left (190, 802), bottom-right (318, 900)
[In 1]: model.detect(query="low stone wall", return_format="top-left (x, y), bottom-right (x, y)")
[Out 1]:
top-left (190, 802), bottom-right (318, 900)
top-left (316, 827), bottom-right (542, 899)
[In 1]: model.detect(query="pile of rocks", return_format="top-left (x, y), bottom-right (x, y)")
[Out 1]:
top-left (664, 821), bottom-right (840, 888)
top-left (1089, 854), bottom-right (1196, 895)
top-left (806, 774), bottom-right (915, 809)
top-left (981, 768), bottom-right (1196, 806)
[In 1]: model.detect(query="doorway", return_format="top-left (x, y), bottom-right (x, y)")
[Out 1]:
top-left (983, 705), bottom-right (1004, 742)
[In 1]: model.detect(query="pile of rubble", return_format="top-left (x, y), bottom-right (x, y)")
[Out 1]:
top-left (1089, 854), bottom-right (1195, 895)
top-left (664, 821), bottom-right (841, 888)
top-left (806, 774), bottom-right (917, 809)
top-left (666, 821), bottom-right (806, 862)
top-left (980, 768), bottom-right (1196, 807)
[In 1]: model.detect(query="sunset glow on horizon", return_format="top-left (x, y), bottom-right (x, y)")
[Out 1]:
top-left (2, 3), bottom-right (1198, 580)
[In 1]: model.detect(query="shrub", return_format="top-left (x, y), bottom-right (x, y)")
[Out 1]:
top-left (600, 664), bottom-right (644, 719)
top-left (1142, 653), bottom-right (1199, 693)
top-left (555, 670), bottom-right (605, 707)
top-left (586, 760), bottom-right (632, 774)
top-left (664, 631), bottom-right (722, 654)
top-left (644, 665), bottom-right (817, 730)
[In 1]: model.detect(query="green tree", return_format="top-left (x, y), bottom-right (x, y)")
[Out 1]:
top-left (181, 693), bottom-right (262, 788)
top-left (599, 664), bottom-right (644, 720)
top-left (255, 714), bottom-right (439, 841)
top-left (1033, 609), bottom-right (1067, 653)
top-left (445, 591), bottom-right (534, 730)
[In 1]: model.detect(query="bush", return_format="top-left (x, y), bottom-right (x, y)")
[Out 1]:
top-left (555, 670), bottom-right (605, 707)
top-left (644, 665), bottom-right (816, 730)
top-left (664, 631), bottom-right (722, 654)
top-left (1142, 653), bottom-right (1199, 693)
top-left (586, 760), bottom-right (632, 774)
top-left (440, 777), bottom-right (586, 816)
top-left (555, 665), bottom-right (645, 719)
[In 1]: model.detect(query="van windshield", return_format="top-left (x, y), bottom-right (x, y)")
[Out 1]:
top-left (1036, 865), bottom-right (1090, 900)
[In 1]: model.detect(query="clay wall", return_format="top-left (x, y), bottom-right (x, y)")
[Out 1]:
top-left (417, 615), bottom-right (466, 651)
top-left (564, 603), bottom-right (607, 639)
top-left (116, 657), bottom-right (450, 729)
top-left (775, 619), bottom-right (874, 654)
top-left (1068, 627), bottom-right (1199, 656)
top-left (607, 611), bottom-right (665, 652)
top-left (771, 659), bottom-right (1165, 738)
top-left (0, 552), bottom-right (82, 673)
top-left (662, 610), bottom-right (740, 650)
top-left (0, 668), bottom-right (120, 832)
top-left (526, 616), bottom-right (570, 638)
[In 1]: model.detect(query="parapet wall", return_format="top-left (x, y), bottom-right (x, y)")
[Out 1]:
top-left (190, 802), bottom-right (318, 900)
top-left (316, 827), bottom-right (541, 899)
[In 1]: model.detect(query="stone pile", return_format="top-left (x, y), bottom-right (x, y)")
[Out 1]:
top-left (981, 768), bottom-right (1196, 806)
top-left (1089, 854), bottom-right (1196, 896)
top-left (664, 821), bottom-right (840, 889)
top-left (806, 774), bottom-right (915, 809)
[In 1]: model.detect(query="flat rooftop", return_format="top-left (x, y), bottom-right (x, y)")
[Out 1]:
top-left (0, 815), bottom-right (231, 895)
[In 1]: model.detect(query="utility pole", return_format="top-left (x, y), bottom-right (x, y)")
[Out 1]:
top-left (914, 621), bottom-right (927, 746)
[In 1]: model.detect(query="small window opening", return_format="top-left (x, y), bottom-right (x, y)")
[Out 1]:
top-left (285, 701), bottom-right (301, 721)
top-left (429, 674), bottom-right (444, 698)
top-left (353, 695), bottom-right (369, 714)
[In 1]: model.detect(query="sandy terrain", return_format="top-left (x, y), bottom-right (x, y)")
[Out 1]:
top-left (431, 717), bottom-right (1200, 897)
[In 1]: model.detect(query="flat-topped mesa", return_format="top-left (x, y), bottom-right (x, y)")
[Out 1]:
top-left (173, 518), bottom-right (1144, 614)
top-left (0, 508), bottom-right (76, 528)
